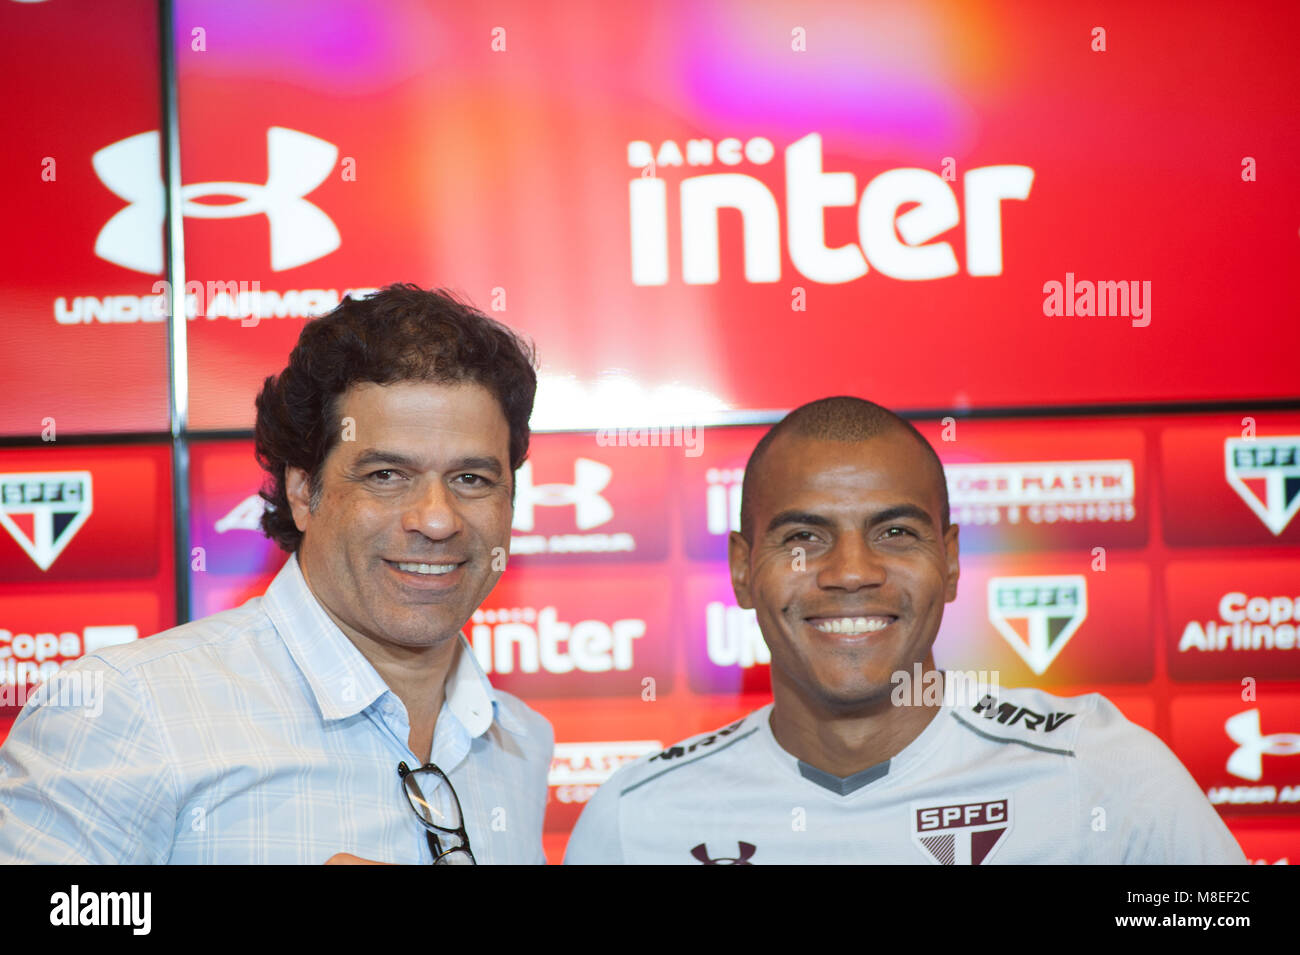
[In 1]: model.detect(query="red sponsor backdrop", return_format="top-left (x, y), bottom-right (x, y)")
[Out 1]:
top-left (0, 444), bottom-right (177, 741)
top-left (0, 0), bottom-right (168, 437)
top-left (171, 417), bottom-right (1300, 858)
top-left (1, 0), bottom-right (1297, 863)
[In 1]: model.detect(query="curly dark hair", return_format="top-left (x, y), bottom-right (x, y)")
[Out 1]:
top-left (254, 284), bottom-right (537, 552)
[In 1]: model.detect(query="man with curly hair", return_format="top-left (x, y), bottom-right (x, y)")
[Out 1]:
top-left (0, 285), bottom-right (553, 865)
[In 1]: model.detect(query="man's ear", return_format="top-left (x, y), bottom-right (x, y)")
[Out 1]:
top-left (729, 531), bottom-right (754, 609)
top-left (285, 467), bottom-right (314, 533)
top-left (943, 523), bottom-right (960, 603)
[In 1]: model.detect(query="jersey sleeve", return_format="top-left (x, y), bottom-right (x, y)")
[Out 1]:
top-left (563, 770), bottom-right (627, 865)
top-left (0, 658), bottom-right (179, 863)
top-left (1076, 695), bottom-right (1245, 864)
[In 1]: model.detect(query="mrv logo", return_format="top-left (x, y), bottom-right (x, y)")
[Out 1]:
top-left (0, 472), bottom-right (92, 571)
top-left (987, 576), bottom-right (1087, 675)
top-left (628, 132), bottom-right (1032, 285)
top-left (93, 126), bottom-right (339, 274)
top-left (1225, 437), bottom-right (1300, 536)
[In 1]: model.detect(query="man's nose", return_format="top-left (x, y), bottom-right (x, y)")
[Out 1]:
top-left (815, 533), bottom-right (887, 591)
top-left (402, 478), bottom-right (462, 540)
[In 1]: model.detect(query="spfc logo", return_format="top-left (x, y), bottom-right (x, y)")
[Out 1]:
top-left (1225, 437), bottom-right (1300, 536)
top-left (912, 797), bottom-right (1012, 865)
top-left (988, 575), bottom-right (1087, 675)
top-left (0, 472), bottom-right (93, 570)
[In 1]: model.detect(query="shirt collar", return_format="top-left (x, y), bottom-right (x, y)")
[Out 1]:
top-left (263, 554), bottom-right (525, 737)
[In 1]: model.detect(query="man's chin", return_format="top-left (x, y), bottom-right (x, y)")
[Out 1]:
top-left (808, 681), bottom-right (899, 716)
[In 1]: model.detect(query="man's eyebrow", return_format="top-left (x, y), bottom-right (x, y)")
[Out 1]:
top-left (450, 455), bottom-right (504, 478)
top-left (351, 449), bottom-right (422, 471)
top-left (349, 450), bottom-right (503, 477)
top-left (766, 510), bottom-right (835, 534)
top-left (869, 504), bottom-right (936, 527)
top-left (765, 504), bottom-right (937, 535)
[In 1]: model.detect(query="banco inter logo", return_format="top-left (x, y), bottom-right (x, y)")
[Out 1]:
top-left (987, 575), bottom-right (1087, 675)
top-left (1225, 437), bottom-right (1300, 536)
top-left (0, 472), bottom-right (93, 571)
top-left (93, 126), bottom-right (340, 274)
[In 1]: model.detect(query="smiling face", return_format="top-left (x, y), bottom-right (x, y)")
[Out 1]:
top-left (729, 429), bottom-right (959, 714)
top-left (286, 379), bottom-right (513, 655)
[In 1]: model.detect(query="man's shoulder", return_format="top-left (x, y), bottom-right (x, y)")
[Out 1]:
top-left (949, 681), bottom-right (1164, 764)
top-left (600, 707), bottom-right (768, 798)
top-left (77, 595), bottom-right (273, 676)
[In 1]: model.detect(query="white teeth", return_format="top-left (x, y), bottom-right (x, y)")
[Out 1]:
top-left (395, 562), bottom-right (458, 575)
top-left (813, 616), bottom-right (892, 635)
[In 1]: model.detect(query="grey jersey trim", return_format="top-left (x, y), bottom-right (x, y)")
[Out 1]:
top-left (951, 711), bottom-right (1077, 757)
top-left (620, 726), bottom-right (762, 796)
top-left (797, 759), bottom-right (891, 795)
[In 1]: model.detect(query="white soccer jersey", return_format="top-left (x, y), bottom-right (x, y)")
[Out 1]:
top-left (564, 684), bottom-right (1246, 864)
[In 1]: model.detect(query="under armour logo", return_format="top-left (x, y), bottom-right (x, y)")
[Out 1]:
top-left (92, 126), bottom-right (341, 274)
top-left (690, 842), bottom-right (756, 865)
top-left (1225, 708), bottom-right (1300, 781)
top-left (512, 459), bottom-right (613, 531)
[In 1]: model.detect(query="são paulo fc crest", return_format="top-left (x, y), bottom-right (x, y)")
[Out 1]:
top-left (911, 797), bottom-right (1012, 865)
top-left (1225, 437), bottom-right (1300, 536)
top-left (987, 575), bottom-right (1087, 675)
top-left (0, 472), bottom-right (93, 570)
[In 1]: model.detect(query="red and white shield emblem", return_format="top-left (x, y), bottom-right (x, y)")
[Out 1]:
top-left (911, 796), bottom-right (1012, 865)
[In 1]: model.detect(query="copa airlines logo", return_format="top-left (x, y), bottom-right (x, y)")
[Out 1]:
top-left (0, 472), bottom-right (92, 571)
top-left (1225, 709), bottom-right (1300, 783)
top-left (467, 606), bottom-right (646, 675)
top-left (911, 797), bottom-right (1012, 865)
top-left (628, 133), bottom-right (1033, 285)
top-left (1179, 592), bottom-right (1300, 653)
top-left (92, 126), bottom-right (340, 274)
top-left (1, 624), bottom-right (137, 687)
top-left (987, 575), bottom-right (1087, 675)
top-left (946, 460), bottom-right (1135, 526)
top-left (1225, 437), bottom-right (1300, 536)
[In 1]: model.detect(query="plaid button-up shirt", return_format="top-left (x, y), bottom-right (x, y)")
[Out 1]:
top-left (0, 555), bottom-right (553, 864)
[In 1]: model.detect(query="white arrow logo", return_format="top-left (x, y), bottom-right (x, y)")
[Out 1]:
top-left (93, 126), bottom-right (340, 273)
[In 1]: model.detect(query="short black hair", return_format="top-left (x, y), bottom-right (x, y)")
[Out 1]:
top-left (254, 283), bottom-right (537, 552)
top-left (738, 396), bottom-right (950, 541)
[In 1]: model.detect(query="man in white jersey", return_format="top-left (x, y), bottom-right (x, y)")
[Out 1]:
top-left (565, 397), bottom-right (1244, 864)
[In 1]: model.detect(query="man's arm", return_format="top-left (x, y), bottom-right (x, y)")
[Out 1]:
top-left (1079, 695), bottom-right (1245, 864)
top-left (563, 773), bottom-right (626, 865)
top-left (0, 659), bottom-right (179, 864)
